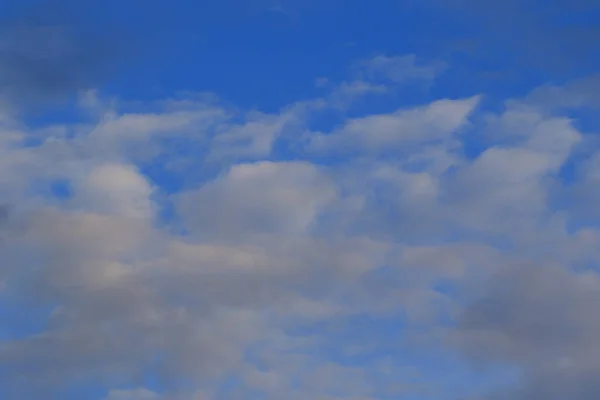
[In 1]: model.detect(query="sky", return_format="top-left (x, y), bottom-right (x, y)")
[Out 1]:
top-left (0, 0), bottom-right (599, 399)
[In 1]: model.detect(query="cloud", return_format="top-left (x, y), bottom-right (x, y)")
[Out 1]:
top-left (325, 81), bottom-right (389, 110)
top-left (312, 54), bottom-right (445, 111)
top-left (355, 54), bottom-right (446, 86)
top-left (306, 95), bottom-right (480, 154)
top-left (207, 108), bottom-right (304, 161)
top-left (176, 160), bottom-right (337, 239)
top-left (71, 163), bottom-right (155, 219)
top-left (455, 262), bottom-right (600, 399)
top-left (0, 22), bottom-right (126, 114)
top-left (521, 74), bottom-right (600, 111)
top-left (104, 388), bottom-right (161, 400)
top-left (0, 55), bottom-right (600, 399)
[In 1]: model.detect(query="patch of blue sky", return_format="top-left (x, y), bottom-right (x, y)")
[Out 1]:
top-left (73, 1), bottom-right (496, 111)
top-left (0, 297), bottom-right (54, 340)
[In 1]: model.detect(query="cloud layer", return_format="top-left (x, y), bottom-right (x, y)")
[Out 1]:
top-left (0, 49), bottom-right (599, 400)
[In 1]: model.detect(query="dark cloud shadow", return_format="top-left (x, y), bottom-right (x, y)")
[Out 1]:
top-left (455, 263), bottom-right (600, 399)
top-left (0, 0), bottom-right (148, 116)
top-left (406, 0), bottom-right (600, 92)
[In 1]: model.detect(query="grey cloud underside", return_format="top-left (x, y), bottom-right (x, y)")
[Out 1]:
top-left (0, 23), bottom-right (135, 116)
top-left (0, 0), bottom-right (143, 114)
top-left (457, 263), bottom-right (600, 399)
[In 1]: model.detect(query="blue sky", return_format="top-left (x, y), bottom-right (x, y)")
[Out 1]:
top-left (0, 0), bottom-right (599, 399)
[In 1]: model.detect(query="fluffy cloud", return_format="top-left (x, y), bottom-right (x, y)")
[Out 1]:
top-left (72, 163), bottom-right (155, 219)
top-left (0, 54), bottom-right (599, 400)
top-left (177, 160), bottom-right (336, 239)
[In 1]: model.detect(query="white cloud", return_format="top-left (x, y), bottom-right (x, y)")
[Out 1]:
top-left (208, 110), bottom-right (296, 160)
top-left (1, 60), bottom-right (600, 400)
top-left (71, 163), bottom-right (155, 219)
top-left (306, 95), bottom-right (481, 154)
top-left (176, 160), bottom-right (336, 239)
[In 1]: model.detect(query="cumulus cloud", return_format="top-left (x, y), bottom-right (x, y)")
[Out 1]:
top-left (72, 163), bottom-right (155, 219)
top-left (177, 161), bottom-right (336, 239)
top-left (0, 51), bottom-right (599, 400)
